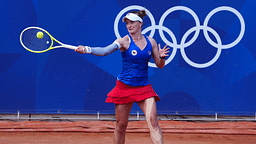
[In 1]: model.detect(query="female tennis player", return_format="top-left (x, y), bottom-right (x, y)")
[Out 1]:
top-left (76, 10), bottom-right (169, 144)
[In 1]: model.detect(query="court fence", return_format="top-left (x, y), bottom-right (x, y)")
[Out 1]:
top-left (0, 110), bottom-right (255, 122)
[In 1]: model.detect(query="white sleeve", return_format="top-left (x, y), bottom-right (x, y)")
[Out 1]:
top-left (84, 41), bottom-right (121, 56)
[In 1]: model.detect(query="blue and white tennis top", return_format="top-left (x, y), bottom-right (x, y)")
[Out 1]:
top-left (118, 34), bottom-right (152, 86)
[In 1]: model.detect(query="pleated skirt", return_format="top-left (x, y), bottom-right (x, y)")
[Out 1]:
top-left (105, 80), bottom-right (160, 104)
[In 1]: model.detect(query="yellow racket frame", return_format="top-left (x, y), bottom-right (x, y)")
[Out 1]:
top-left (20, 26), bottom-right (77, 53)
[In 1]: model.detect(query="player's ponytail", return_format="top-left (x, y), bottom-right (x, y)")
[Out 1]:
top-left (138, 10), bottom-right (146, 19)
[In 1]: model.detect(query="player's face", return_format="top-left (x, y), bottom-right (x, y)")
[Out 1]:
top-left (125, 19), bottom-right (142, 34)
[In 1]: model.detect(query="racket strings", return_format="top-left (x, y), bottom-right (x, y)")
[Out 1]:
top-left (21, 29), bottom-right (52, 52)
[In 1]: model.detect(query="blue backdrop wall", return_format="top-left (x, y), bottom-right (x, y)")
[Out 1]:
top-left (0, 0), bottom-right (255, 115)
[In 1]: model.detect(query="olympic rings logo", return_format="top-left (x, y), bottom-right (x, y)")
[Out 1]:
top-left (114, 5), bottom-right (245, 68)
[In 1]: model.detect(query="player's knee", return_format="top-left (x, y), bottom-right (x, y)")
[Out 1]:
top-left (148, 115), bottom-right (159, 129)
top-left (116, 120), bottom-right (128, 133)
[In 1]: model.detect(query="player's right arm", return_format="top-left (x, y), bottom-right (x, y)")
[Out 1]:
top-left (115, 35), bottom-right (130, 52)
top-left (75, 35), bottom-right (129, 55)
top-left (75, 41), bottom-right (120, 56)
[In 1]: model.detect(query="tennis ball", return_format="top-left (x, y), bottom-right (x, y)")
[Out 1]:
top-left (37, 31), bottom-right (44, 39)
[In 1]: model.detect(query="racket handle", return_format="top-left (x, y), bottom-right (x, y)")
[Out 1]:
top-left (64, 44), bottom-right (77, 50)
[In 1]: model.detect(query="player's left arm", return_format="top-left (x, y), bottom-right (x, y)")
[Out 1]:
top-left (149, 37), bottom-right (170, 69)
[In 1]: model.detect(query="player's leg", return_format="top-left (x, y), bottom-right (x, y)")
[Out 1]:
top-left (114, 102), bottom-right (133, 144)
top-left (138, 97), bottom-right (163, 144)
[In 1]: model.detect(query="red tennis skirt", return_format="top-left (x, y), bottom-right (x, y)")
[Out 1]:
top-left (105, 80), bottom-right (160, 104)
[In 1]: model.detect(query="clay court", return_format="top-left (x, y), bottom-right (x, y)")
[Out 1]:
top-left (0, 119), bottom-right (255, 144)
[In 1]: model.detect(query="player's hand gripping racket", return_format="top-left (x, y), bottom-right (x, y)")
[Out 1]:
top-left (20, 26), bottom-right (77, 53)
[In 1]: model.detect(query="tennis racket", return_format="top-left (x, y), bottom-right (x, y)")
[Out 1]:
top-left (20, 26), bottom-right (77, 53)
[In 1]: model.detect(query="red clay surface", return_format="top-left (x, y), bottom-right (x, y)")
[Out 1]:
top-left (0, 120), bottom-right (255, 143)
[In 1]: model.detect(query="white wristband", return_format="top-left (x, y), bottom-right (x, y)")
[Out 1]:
top-left (114, 41), bottom-right (121, 49)
top-left (83, 46), bottom-right (91, 54)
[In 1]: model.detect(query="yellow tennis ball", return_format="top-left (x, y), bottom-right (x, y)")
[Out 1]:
top-left (37, 31), bottom-right (44, 39)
